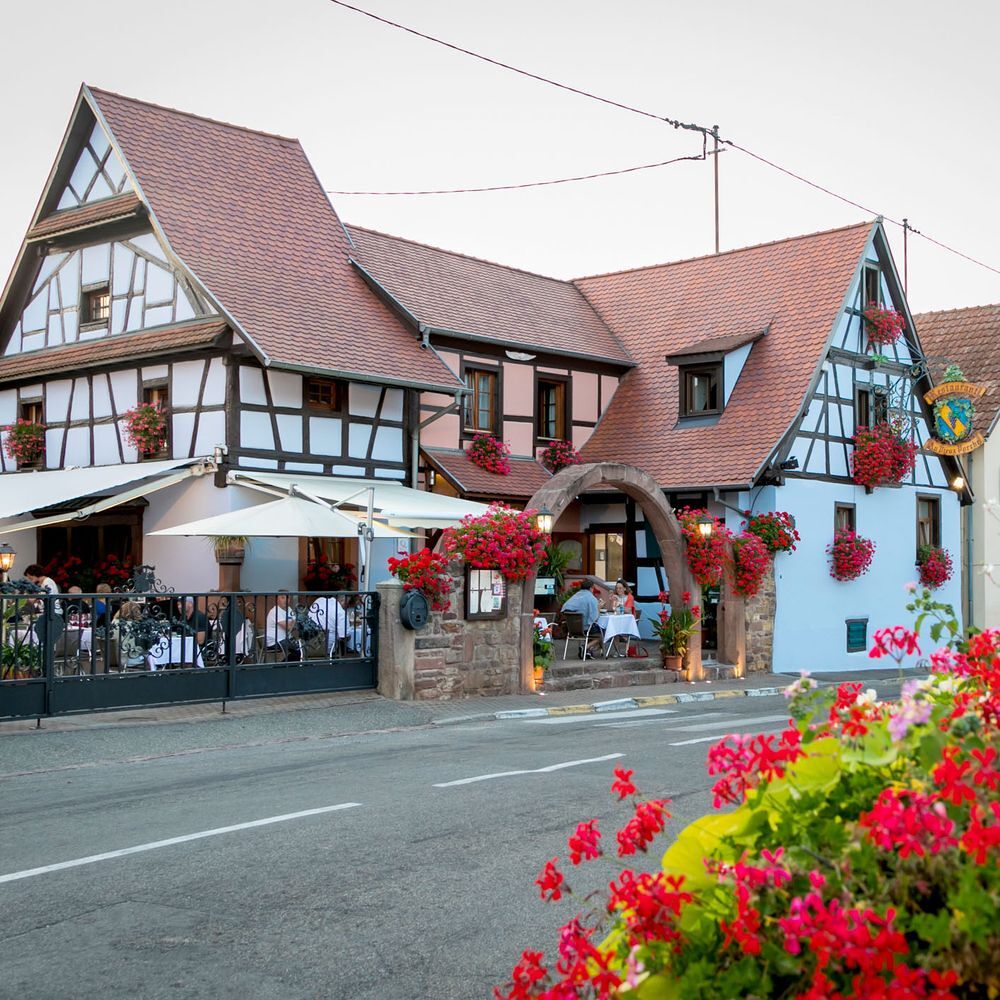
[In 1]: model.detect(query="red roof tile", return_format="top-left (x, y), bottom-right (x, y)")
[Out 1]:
top-left (86, 87), bottom-right (462, 393)
top-left (347, 226), bottom-right (632, 365)
top-left (574, 222), bottom-right (874, 488)
top-left (665, 327), bottom-right (766, 362)
top-left (423, 446), bottom-right (551, 500)
top-left (27, 192), bottom-right (144, 240)
top-left (914, 303), bottom-right (1000, 435)
top-left (0, 319), bottom-right (228, 383)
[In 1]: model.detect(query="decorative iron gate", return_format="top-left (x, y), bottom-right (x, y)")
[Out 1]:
top-left (0, 587), bottom-right (379, 720)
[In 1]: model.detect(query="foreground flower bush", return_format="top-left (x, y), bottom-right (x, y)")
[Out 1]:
top-left (386, 548), bottom-right (451, 611)
top-left (444, 503), bottom-right (546, 582)
top-left (496, 612), bottom-right (999, 998)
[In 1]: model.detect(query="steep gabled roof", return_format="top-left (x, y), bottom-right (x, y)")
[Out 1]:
top-left (347, 225), bottom-right (632, 366)
top-left (914, 303), bottom-right (1000, 436)
top-left (77, 87), bottom-right (461, 392)
top-left (574, 222), bottom-right (875, 488)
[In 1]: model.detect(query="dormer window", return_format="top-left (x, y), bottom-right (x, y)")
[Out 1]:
top-left (81, 284), bottom-right (110, 326)
top-left (681, 364), bottom-right (721, 417)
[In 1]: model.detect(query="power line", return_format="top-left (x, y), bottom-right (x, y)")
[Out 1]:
top-left (328, 147), bottom-right (709, 196)
top-left (327, 0), bottom-right (1000, 281)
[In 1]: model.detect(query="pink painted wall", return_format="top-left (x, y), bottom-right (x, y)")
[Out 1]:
top-left (505, 420), bottom-right (534, 457)
top-left (600, 375), bottom-right (620, 412)
top-left (572, 371), bottom-right (599, 423)
top-left (503, 363), bottom-right (535, 417)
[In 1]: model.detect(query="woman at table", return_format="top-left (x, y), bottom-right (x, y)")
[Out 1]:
top-left (111, 602), bottom-right (147, 670)
top-left (612, 579), bottom-right (635, 616)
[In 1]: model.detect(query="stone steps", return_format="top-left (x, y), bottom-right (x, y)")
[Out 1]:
top-left (542, 654), bottom-right (682, 692)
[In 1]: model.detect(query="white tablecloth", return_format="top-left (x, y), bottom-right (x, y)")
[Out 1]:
top-left (597, 613), bottom-right (641, 654)
top-left (147, 635), bottom-right (204, 670)
top-left (77, 627), bottom-right (94, 652)
top-left (4, 625), bottom-right (35, 648)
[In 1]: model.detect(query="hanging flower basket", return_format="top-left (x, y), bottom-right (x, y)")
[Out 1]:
top-left (443, 503), bottom-right (546, 582)
top-left (730, 532), bottom-right (771, 598)
top-left (678, 508), bottom-right (731, 587)
top-left (387, 548), bottom-right (452, 611)
top-left (851, 423), bottom-right (917, 489)
top-left (863, 305), bottom-right (905, 348)
top-left (122, 403), bottom-right (168, 455)
top-left (466, 432), bottom-right (511, 475)
top-left (2, 419), bottom-right (45, 466)
top-left (917, 546), bottom-right (953, 590)
top-left (743, 510), bottom-right (799, 554)
top-left (827, 529), bottom-right (876, 581)
top-left (539, 439), bottom-right (582, 474)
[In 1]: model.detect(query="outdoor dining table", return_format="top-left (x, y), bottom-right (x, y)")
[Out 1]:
top-left (147, 635), bottom-right (204, 670)
top-left (597, 613), bottom-right (641, 656)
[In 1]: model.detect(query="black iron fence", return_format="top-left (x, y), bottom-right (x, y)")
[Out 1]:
top-left (0, 588), bottom-right (380, 719)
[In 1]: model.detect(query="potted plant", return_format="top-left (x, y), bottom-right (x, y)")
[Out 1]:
top-left (2, 419), bottom-right (45, 467)
top-left (537, 542), bottom-right (572, 594)
top-left (827, 528), bottom-right (876, 581)
top-left (917, 545), bottom-right (953, 590)
top-left (650, 591), bottom-right (701, 671)
top-left (539, 439), bottom-right (582, 474)
top-left (862, 304), bottom-right (906, 348)
top-left (212, 535), bottom-right (249, 564)
top-left (466, 432), bottom-right (511, 475)
top-left (122, 403), bottom-right (168, 455)
top-left (533, 617), bottom-right (553, 685)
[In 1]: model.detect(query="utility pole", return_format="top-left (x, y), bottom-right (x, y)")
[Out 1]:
top-left (902, 218), bottom-right (909, 296)
top-left (712, 125), bottom-right (720, 254)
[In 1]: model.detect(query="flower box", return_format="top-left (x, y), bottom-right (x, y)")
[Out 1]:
top-left (3, 419), bottom-right (45, 467)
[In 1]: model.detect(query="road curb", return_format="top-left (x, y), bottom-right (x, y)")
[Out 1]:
top-left (430, 682), bottom-right (793, 725)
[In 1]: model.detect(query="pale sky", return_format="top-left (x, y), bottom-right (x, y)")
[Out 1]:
top-left (3, 0), bottom-right (999, 314)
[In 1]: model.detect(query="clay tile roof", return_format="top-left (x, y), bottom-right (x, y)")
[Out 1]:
top-left (27, 192), bottom-right (144, 241)
top-left (914, 302), bottom-right (1000, 435)
top-left (574, 222), bottom-right (874, 489)
top-left (86, 87), bottom-right (461, 393)
top-left (664, 327), bottom-right (767, 363)
top-left (0, 319), bottom-right (227, 383)
top-left (347, 225), bottom-right (632, 365)
top-left (423, 446), bottom-right (551, 500)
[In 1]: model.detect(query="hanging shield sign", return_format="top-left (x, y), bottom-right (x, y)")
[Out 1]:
top-left (923, 380), bottom-right (987, 455)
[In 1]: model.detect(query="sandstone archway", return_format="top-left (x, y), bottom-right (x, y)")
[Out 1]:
top-left (522, 462), bottom-right (745, 690)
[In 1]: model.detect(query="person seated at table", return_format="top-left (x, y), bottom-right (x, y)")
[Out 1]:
top-left (111, 601), bottom-right (147, 670)
top-left (24, 563), bottom-right (65, 650)
top-left (174, 597), bottom-right (208, 648)
top-left (562, 584), bottom-right (607, 659)
top-left (264, 591), bottom-right (300, 661)
top-left (218, 596), bottom-right (248, 663)
top-left (307, 591), bottom-right (349, 656)
top-left (64, 585), bottom-right (91, 618)
top-left (612, 579), bottom-right (636, 616)
top-left (93, 584), bottom-right (112, 628)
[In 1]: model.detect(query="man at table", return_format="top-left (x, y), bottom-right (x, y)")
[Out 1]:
top-left (24, 563), bottom-right (64, 649)
top-left (178, 597), bottom-right (208, 647)
top-left (265, 591), bottom-right (300, 661)
top-left (562, 585), bottom-right (607, 659)
top-left (308, 592), bottom-right (349, 656)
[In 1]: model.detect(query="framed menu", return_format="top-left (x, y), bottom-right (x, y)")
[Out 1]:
top-left (465, 567), bottom-right (507, 620)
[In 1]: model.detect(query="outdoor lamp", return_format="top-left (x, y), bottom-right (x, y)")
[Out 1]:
top-left (951, 476), bottom-right (965, 491)
top-left (536, 506), bottom-right (554, 534)
top-left (0, 542), bottom-right (15, 579)
top-left (697, 514), bottom-right (714, 538)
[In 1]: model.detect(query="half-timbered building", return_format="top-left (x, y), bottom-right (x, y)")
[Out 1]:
top-left (0, 85), bottom-right (468, 591)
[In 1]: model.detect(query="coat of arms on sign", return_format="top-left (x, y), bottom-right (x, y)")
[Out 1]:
top-left (923, 363), bottom-right (987, 456)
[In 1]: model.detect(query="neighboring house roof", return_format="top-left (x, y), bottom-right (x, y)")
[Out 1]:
top-left (0, 319), bottom-right (228, 383)
top-left (347, 225), bottom-right (633, 366)
top-left (574, 222), bottom-right (874, 489)
top-left (82, 87), bottom-right (461, 392)
top-left (423, 446), bottom-right (551, 501)
top-left (914, 303), bottom-right (1000, 436)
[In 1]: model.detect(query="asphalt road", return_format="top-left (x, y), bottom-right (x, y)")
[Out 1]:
top-left (1, 696), bottom-right (798, 999)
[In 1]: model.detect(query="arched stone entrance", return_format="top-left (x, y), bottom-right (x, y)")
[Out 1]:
top-left (522, 462), bottom-right (745, 690)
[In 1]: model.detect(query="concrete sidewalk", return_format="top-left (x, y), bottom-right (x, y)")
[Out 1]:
top-left (0, 672), bottom-right (793, 737)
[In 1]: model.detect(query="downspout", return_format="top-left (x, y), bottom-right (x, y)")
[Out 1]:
top-left (966, 451), bottom-right (974, 627)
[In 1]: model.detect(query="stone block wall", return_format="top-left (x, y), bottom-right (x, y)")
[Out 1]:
top-left (377, 560), bottom-right (526, 701)
top-left (744, 560), bottom-right (776, 673)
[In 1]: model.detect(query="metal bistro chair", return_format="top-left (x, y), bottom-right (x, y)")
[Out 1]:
top-left (54, 630), bottom-right (82, 676)
top-left (558, 611), bottom-right (598, 660)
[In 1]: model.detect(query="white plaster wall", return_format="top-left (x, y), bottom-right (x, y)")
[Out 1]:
top-left (772, 478), bottom-right (963, 674)
top-left (969, 438), bottom-right (1000, 629)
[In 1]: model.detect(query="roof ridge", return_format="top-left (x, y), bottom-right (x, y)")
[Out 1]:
top-left (347, 223), bottom-right (568, 284)
top-left (913, 301), bottom-right (1000, 318)
top-left (86, 85), bottom-right (301, 146)
top-left (572, 220), bottom-right (875, 283)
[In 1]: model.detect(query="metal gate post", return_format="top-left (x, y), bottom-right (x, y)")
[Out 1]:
top-left (42, 597), bottom-right (56, 717)
top-left (225, 593), bottom-right (238, 703)
top-left (368, 591), bottom-right (380, 683)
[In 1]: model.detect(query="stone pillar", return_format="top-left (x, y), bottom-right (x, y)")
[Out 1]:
top-left (377, 578), bottom-right (415, 700)
top-left (744, 561), bottom-right (776, 674)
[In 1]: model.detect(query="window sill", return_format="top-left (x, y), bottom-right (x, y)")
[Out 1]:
top-left (79, 321), bottom-right (109, 333)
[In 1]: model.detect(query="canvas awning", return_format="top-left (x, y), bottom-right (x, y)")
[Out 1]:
top-left (0, 458), bottom-right (210, 535)
top-left (228, 471), bottom-right (489, 529)
top-left (149, 495), bottom-right (411, 539)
